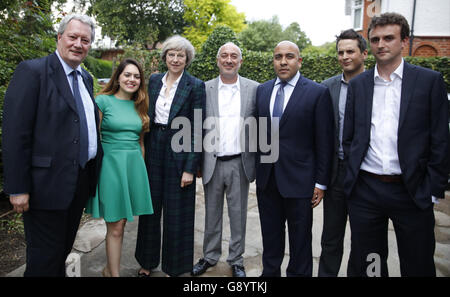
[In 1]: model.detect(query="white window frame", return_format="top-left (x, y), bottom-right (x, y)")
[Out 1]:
top-left (351, 0), bottom-right (364, 31)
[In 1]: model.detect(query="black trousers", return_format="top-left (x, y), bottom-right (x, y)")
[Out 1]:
top-left (347, 173), bottom-right (436, 277)
top-left (319, 159), bottom-right (350, 277)
top-left (257, 169), bottom-right (313, 277)
top-left (22, 161), bottom-right (94, 277)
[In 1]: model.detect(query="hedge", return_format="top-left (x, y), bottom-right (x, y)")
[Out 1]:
top-left (189, 51), bottom-right (450, 91)
top-left (83, 56), bottom-right (113, 79)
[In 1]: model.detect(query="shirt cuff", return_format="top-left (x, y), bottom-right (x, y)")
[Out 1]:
top-left (432, 196), bottom-right (439, 204)
top-left (315, 183), bottom-right (327, 191)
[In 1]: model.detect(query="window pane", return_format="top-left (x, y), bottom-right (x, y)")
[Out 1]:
top-left (354, 8), bottom-right (362, 28)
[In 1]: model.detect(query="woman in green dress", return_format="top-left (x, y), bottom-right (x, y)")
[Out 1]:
top-left (85, 58), bottom-right (153, 277)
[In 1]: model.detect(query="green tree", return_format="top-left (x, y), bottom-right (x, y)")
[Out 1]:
top-left (188, 25), bottom-right (239, 81)
top-left (282, 22), bottom-right (311, 52)
top-left (238, 16), bottom-right (283, 52)
top-left (302, 42), bottom-right (337, 56)
top-left (183, 0), bottom-right (246, 50)
top-left (87, 0), bottom-right (186, 48)
top-left (238, 16), bottom-right (311, 52)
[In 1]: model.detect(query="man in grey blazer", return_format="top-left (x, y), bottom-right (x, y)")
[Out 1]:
top-left (191, 42), bottom-right (259, 277)
top-left (318, 29), bottom-right (367, 277)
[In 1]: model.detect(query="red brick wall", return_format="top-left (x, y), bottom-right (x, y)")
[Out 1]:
top-left (356, 1), bottom-right (450, 57)
top-left (408, 37), bottom-right (450, 57)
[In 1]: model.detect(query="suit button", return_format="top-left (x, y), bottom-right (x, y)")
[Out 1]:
top-left (213, 154), bottom-right (217, 158)
top-left (73, 139), bottom-right (79, 144)
top-left (74, 118), bottom-right (79, 123)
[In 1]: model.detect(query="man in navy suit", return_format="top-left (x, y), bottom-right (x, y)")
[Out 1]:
top-left (2, 14), bottom-right (102, 276)
top-left (255, 41), bottom-right (334, 276)
top-left (319, 29), bottom-right (367, 277)
top-left (343, 12), bottom-right (449, 277)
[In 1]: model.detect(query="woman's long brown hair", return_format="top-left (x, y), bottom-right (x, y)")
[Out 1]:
top-left (98, 58), bottom-right (150, 133)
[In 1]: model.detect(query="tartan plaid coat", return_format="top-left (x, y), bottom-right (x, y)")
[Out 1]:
top-left (146, 71), bottom-right (205, 174)
top-left (136, 71), bottom-right (206, 276)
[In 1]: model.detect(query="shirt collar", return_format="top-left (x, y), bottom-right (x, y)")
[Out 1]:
top-left (55, 50), bottom-right (82, 76)
top-left (374, 58), bottom-right (404, 81)
top-left (162, 71), bottom-right (184, 87)
top-left (276, 71), bottom-right (300, 87)
top-left (219, 75), bottom-right (240, 91)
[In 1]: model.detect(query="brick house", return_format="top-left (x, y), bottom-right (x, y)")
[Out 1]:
top-left (345, 0), bottom-right (450, 57)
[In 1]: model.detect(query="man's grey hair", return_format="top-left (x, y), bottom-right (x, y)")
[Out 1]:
top-left (216, 42), bottom-right (242, 59)
top-left (57, 14), bottom-right (96, 43)
top-left (161, 35), bottom-right (196, 67)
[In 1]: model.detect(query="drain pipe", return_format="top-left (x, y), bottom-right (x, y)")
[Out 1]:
top-left (409, 0), bottom-right (417, 56)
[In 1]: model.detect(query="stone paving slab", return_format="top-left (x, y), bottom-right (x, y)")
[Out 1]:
top-left (6, 180), bottom-right (450, 277)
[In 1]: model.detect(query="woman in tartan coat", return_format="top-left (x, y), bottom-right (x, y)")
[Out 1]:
top-left (135, 35), bottom-right (206, 277)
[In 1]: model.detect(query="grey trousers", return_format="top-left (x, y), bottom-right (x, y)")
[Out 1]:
top-left (203, 158), bottom-right (249, 266)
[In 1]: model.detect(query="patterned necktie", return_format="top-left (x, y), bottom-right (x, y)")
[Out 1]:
top-left (71, 70), bottom-right (89, 168)
top-left (273, 80), bottom-right (287, 119)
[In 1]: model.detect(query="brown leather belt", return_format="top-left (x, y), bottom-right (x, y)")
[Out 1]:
top-left (360, 170), bottom-right (402, 183)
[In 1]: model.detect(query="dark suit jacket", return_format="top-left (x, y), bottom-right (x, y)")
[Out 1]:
top-left (255, 74), bottom-right (335, 198)
top-left (146, 71), bottom-right (205, 175)
top-left (322, 74), bottom-right (343, 185)
top-left (343, 62), bottom-right (450, 209)
top-left (2, 52), bottom-right (102, 210)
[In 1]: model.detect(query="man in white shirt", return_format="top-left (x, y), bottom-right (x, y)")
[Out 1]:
top-left (343, 12), bottom-right (449, 277)
top-left (191, 42), bottom-right (259, 277)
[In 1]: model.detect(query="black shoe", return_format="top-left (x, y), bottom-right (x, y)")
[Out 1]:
top-left (191, 258), bottom-right (216, 276)
top-left (231, 265), bottom-right (246, 277)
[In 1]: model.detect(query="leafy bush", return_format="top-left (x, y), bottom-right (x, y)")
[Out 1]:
top-left (83, 56), bottom-right (113, 79)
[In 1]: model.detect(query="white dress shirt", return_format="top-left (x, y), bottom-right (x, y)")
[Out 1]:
top-left (270, 71), bottom-right (326, 190)
top-left (217, 76), bottom-right (241, 156)
top-left (360, 59), bottom-right (403, 175)
top-left (55, 50), bottom-right (97, 161)
top-left (154, 71), bottom-right (184, 124)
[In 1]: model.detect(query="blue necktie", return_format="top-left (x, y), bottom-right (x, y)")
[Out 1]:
top-left (71, 70), bottom-right (89, 168)
top-left (273, 81), bottom-right (287, 119)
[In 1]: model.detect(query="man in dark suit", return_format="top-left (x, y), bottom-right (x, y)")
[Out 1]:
top-left (319, 29), bottom-right (367, 277)
top-left (343, 12), bottom-right (449, 277)
top-left (2, 14), bottom-right (102, 277)
top-left (255, 41), bottom-right (334, 276)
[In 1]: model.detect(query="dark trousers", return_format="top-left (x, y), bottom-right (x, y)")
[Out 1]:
top-left (257, 170), bottom-right (313, 277)
top-left (22, 161), bottom-right (93, 277)
top-left (135, 126), bottom-right (196, 277)
top-left (347, 173), bottom-right (436, 277)
top-left (318, 159), bottom-right (349, 277)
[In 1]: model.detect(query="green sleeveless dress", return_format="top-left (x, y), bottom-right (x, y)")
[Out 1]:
top-left (85, 94), bottom-right (153, 222)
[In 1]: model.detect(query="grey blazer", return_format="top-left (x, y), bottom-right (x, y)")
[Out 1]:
top-left (321, 74), bottom-right (342, 185)
top-left (202, 76), bottom-right (259, 185)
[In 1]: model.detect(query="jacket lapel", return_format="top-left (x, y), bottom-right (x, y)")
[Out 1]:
top-left (48, 53), bottom-right (78, 114)
top-left (239, 76), bottom-right (250, 118)
top-left (210, 77), bottom-right (220, 118)
top-left (364, 69), bottom-right (375, 136)
top-left (168, 72), bottom-right (192, 124)
top-left (279, 75), bottom-right (306, 129)
top-left (399, 62), bottom-right (416, 130)
top-left (330, 75), bottom-right (342, 129)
